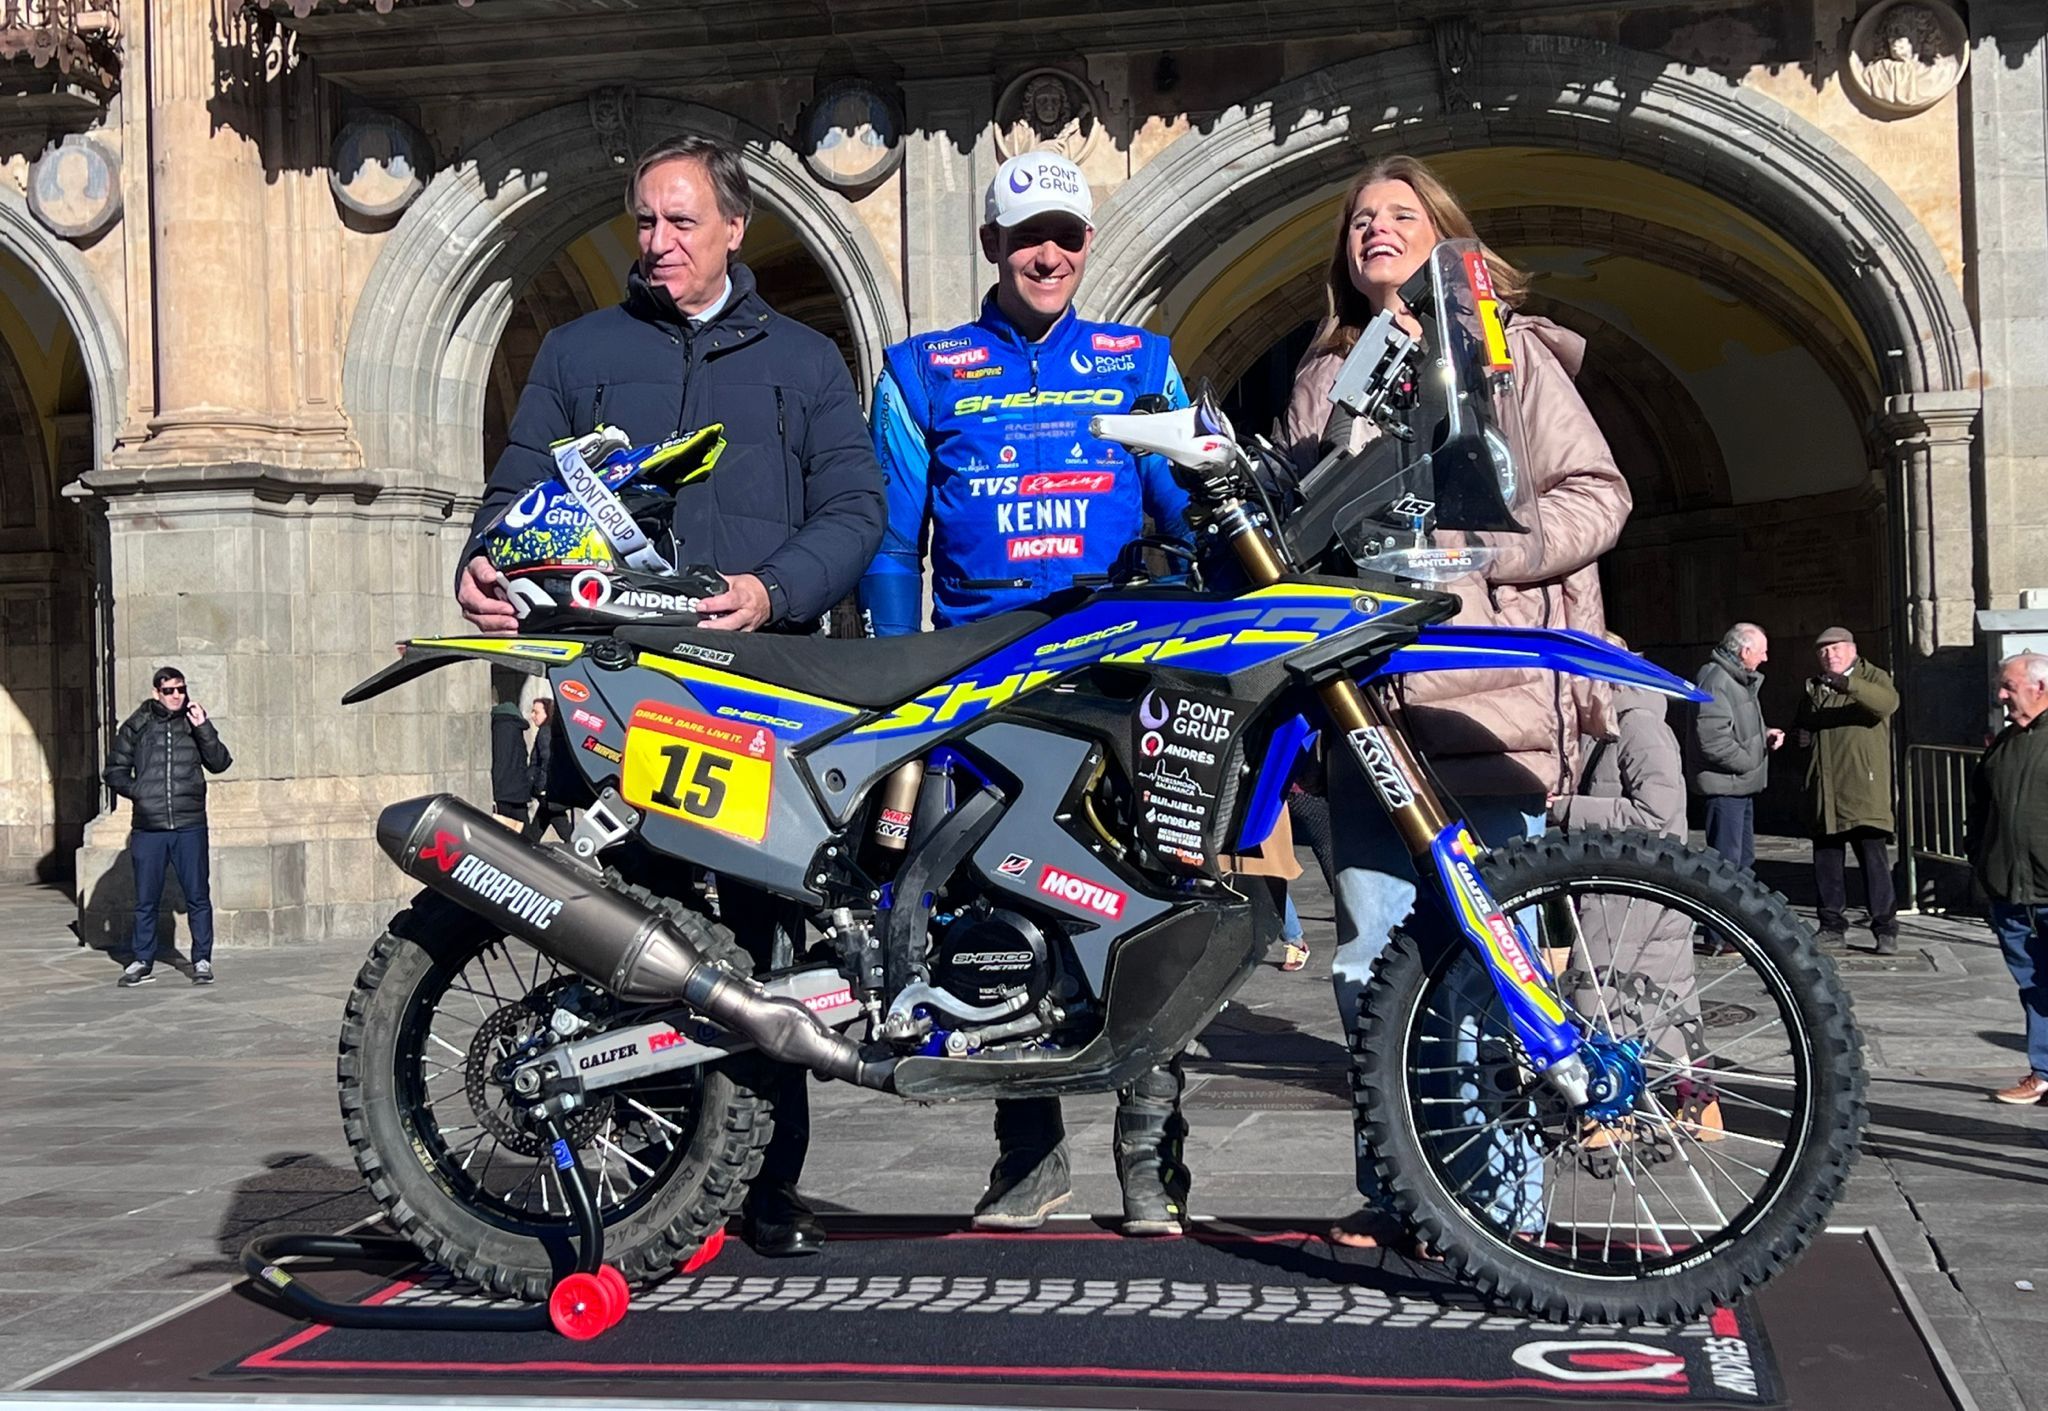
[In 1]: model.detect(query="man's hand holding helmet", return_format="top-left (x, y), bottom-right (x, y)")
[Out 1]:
top-left (458, 556), bottom-right (522, 634)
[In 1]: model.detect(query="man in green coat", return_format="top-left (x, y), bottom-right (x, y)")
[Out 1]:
top-left (1795, 627), bottom-right (1899, 952)
top-left (1967, 652), bottom-right (2048, 1104)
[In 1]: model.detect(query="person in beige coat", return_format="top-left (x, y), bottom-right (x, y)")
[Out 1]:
top-left (1291, 156), bottom-right (1634, 1250)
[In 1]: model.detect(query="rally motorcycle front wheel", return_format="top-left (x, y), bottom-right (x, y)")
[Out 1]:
top-left (1352, 829), bottom-right (1865, 1324)
top-left (338, 888), bottom-right (773, 1300)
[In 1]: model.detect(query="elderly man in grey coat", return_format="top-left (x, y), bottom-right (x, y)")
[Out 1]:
top-left (1689, 623), bottom-right (1785, 872)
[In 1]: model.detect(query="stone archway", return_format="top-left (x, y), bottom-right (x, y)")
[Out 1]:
top-left (1085, 34), bottom-right (1981, 735)
top-left (344, 97), bottom-right (906, 493)
top-left (1086, 36), bottom-right (1975, 404)
top-left (0, 188), bottom-right (125, 885)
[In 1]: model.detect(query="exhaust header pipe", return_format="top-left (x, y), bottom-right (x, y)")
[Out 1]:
top-left (377, 794), bottom-right (893, 1090)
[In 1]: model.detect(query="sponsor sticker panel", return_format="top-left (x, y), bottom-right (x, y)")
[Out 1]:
top-left (1131, 687), bottom-right (1241, 868)
top-left (621, 701), bottom-right (777, 843)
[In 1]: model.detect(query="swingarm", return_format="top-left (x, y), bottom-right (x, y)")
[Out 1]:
top-left (509, 968), bottom-right (865, 1098)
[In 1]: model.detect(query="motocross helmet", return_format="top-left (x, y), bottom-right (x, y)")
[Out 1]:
top-left (480, 423), bottom-right (731, 631)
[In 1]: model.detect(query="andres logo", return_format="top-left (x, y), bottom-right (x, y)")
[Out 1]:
top-left (1037, 865), bottom-right (1125, 920)
top-left (449, 854), bottom-right (564, 931)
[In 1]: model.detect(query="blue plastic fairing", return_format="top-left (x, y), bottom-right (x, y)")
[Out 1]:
top-left (1368, 625), bottom-right (1708, 703)
top-left (1233, 715), bottom-right (1314, 855)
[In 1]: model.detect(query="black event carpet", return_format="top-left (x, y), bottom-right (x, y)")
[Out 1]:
top-left (232, 1219), bottom-right (1779, 1404)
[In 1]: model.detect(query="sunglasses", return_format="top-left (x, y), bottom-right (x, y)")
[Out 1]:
top-left (157, 684), bottom-right (188, 697)
top-left (1003, 222), bottom-right (1088, 254)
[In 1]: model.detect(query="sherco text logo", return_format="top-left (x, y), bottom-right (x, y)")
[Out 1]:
top-left (1037, 865), bottom-right (1125, 920)
top-left (953, 388), bottom-right (1123, 416)
top-left (450, 853), bottom-right (564, 931)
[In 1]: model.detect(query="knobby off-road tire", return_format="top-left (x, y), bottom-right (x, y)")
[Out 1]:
top-left (337, 886), bottom-right (774, 1301)
top-left (1351, 829), bottom-right (1866, 1324)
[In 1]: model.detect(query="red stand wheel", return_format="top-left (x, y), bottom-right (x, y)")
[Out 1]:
top-left (596, 1265), bottom-right (631, 1324)
top-left (549, 1272), bottom-right (615, 1340)
top-left (678, 1224), bottom-right (727, 1274)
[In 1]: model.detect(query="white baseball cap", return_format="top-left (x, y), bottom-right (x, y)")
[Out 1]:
top-left (984, 152), bottom-right (1093, 229)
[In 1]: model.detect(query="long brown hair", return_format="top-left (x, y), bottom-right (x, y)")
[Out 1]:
top-left (1308, 155), bottom-right (1528, 360)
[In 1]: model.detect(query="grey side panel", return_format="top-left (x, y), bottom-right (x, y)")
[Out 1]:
top-left (575, 663), bottom-right (833, 903)
top-left (957, 721), bottom-right (1170, 994)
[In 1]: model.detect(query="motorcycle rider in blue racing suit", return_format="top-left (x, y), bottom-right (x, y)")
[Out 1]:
top-left (858, 151), bottom-right (1194, 1236)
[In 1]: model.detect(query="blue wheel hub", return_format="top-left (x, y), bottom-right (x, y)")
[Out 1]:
top-left (1578, 1035), bottom-right (1647, 1122)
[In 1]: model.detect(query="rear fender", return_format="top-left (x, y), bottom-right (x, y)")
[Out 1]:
top-left (341, 637), bottom-right (588, 704)
top-left (1365, 625), bottom-right (1708, 703)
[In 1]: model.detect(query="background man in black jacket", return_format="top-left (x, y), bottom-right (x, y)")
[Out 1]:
top-left (452, 134), bottom-right (885, 1259)
top-left (103, 666), bottom-right (233, 988)
top-left (1970, 652), bottom-right (2048, 1105)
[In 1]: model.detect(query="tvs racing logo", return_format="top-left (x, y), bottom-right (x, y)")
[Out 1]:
top-left (1037, 865), bottom-right (1125, 919)
top-left (449, 854), bottom-right (565, 931)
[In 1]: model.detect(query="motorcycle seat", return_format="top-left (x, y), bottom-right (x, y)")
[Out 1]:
top-left (612, 609), bottom-right (1058, 709)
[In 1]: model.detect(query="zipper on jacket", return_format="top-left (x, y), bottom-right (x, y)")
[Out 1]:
top-left (164, 721), bottom-right (175, 830)
top-left (673, 322), bottom-right (694, 435)
top-left (775, 386), bottom-right (785, 442)
top-left (592, 382), bottom-right (606, 426)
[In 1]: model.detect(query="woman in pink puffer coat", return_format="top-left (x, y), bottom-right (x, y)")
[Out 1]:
top-left (1288, 155), bottom-right (1633, 1250)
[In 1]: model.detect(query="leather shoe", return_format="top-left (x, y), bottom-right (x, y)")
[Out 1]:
top-left (1992, 1073), bottom-right (2048, 1106)
top-left (743, 1181), bottom-right (825, 1257)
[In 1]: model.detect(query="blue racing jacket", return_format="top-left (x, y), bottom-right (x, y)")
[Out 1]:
top-left (858, 296), bottom-right (1191, 635)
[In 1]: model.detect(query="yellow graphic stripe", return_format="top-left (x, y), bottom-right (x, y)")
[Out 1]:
top-left (415, 637), bottom-right (587, 662)
top-left (1241, 583), bottom-right (1415, 605)
top-left (640, 653), bottom-right (856, 714)
top-left (1447, 837), bottom-right (1568, 1026)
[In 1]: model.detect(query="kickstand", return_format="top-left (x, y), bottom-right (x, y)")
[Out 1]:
top-left (241, 1117), bottom-right (630, 1339)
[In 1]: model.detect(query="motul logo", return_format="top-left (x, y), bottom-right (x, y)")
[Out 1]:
top-left (449, 853), bottom-right (564, 932)
top-left (929, 346), bottom-right (990, 368)
top-left (1019, 472), bottom-right (1114, 495)
top-left (1037, 865), bottom-right (1125, 919)
top-left (1007, 534), bottom-right (1083, 560)
top-left (1092, 333), bottom-right (1141, 352)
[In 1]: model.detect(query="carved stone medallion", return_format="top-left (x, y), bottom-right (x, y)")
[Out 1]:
top-left (995, 68), bottom-right (1104, 163)
top-left (26, 137), bottom-right (121, 242)
top-left (329, 115), bottom-right (432, 219)
top-left (1846, 0), bottom-right (1968, 116)
top-left (800, 80), bottom-right (904, 192)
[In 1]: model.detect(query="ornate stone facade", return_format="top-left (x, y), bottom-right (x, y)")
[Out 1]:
top-left (0, 0), bottom-right (2036, 933)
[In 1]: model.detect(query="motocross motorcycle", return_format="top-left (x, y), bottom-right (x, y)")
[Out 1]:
top-left (341, 241), bottom-right (1863, 1323)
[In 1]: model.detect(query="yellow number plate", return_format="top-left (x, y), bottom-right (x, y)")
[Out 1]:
top-left (621, 702), bottom-right (776, 843)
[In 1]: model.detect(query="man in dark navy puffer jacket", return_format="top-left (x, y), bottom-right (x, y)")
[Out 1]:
top-left (454, 135), bottom-right (882, 1263)
top-left (457, 135), bottom-right (884, 636)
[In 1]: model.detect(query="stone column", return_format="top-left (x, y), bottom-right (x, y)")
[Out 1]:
top-left (1966, 2), bottom-right (2048, 612)
top-left (1880, 393), bottom-right (1981, 744)
top-left (901, 77), bottom-right (996, 333)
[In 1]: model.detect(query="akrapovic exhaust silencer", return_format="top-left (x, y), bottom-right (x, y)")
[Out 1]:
top-left (377, 794), bottom-right (893, 1090)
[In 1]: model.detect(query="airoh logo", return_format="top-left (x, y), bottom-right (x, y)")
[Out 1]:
top-left (1037, 865), bottom-right (1125, 920)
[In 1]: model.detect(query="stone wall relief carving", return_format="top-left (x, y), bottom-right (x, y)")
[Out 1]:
top-left (994, 68), bottom-right (1105, 163)
top-left (1846, 0), bottom-right (1968, 116)
top-left (329, 115), bottom-right (432, 220)
top-left (590, 85), bottom-right (639, 167)
top-left (26, 136), bottom-right (121, 242)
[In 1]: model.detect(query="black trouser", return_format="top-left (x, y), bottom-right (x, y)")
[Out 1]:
top-left (1703, 795), bottom-right (1756, 871)
top-left (718, 880), bottom-right (811, 1189)
top-left (1813, 828), bottom-right (1896, 937)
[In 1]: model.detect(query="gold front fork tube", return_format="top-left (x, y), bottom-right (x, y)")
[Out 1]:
top-left (1220, 498), bottom-right (1449, 857)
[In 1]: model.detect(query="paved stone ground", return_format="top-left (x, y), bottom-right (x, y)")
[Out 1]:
top-left (0, 840), bottom-right (2042, 1406)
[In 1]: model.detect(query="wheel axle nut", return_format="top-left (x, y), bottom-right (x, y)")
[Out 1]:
top-left (513, 1068), bottom-right (542, 1096)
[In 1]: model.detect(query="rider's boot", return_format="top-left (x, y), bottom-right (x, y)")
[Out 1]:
top-left (971, 1097), bottom-right (1072, 1229)
top-left (1116, 1061), bottom-right (1190, 1237)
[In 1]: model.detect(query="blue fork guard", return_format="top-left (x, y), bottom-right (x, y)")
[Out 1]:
top-left (1366, 624), bottom-right (1710, 704)
top-left (1426, 822), bottom-right (1578, 1071)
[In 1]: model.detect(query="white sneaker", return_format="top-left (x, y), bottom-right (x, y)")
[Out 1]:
top-left (118, 962), bottom-right (156, 988)
top-left (191, 960), bottom-right (214, 987)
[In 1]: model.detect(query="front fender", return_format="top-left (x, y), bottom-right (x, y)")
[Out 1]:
top-left (1365, 625), bottom-right (1708, 703)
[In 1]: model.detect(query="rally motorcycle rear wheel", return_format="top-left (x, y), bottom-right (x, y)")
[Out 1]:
top-left (1351, 829), bottom-right (1864, 1323)
top-left (338, 888), bottom-right (773, 1300)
